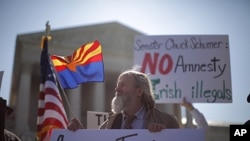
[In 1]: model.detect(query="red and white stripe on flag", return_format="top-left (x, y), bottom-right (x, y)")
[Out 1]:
top-left (37, 80), bottom-right (68, 141)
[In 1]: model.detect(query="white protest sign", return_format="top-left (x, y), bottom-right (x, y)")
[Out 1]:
top-left (87, 111), bottom-right (109, 129)
top-left (50, 129), bottom-right (205, 141)
top-left (134, 35), bottom-right (232, 103)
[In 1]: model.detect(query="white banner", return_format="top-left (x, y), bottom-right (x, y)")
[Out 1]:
top-left (50, 129), bottom-right (205, 141)
top-left (134, 35), bottom-right (232, 103)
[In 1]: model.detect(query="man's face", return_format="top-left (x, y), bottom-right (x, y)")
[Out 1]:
top-left (116, 74), bottom-right (137, 98)
top-left (111, 74), bottom-right (138, 113)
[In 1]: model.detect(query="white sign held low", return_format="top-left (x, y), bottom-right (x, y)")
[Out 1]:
top-left (50, 129), bottom-right (205, 141)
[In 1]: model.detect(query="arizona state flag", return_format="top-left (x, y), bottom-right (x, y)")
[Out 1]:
top-left (51, 40), bottom-right (104, 89)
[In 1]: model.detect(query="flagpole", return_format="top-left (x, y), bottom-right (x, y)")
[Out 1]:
top-left (44, 21), bottom-right (75, 119)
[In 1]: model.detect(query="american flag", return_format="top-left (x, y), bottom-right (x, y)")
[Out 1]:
top-left (37, 36), bottom-right (68, 141)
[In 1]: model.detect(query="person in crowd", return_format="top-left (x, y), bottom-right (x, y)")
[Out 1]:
top-left (0, 97), bottom-right (21, 141)
top-left (68, 68), bottom-right (179, 132)
top-left (181, 97), bottom-right (209, 131)
top-left (244, 93), bottom-right (250, 125)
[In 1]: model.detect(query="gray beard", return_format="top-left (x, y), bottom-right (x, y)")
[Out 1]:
top-left (111, 95), bottom-right (124, 114)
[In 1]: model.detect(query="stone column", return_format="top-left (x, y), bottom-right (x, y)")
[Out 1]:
top-left (67, 87), bottom-right (82, 119)
top-left (15, 64), bottom-right (31, 134)
top-left (92, 83), bottom-right (105, 112)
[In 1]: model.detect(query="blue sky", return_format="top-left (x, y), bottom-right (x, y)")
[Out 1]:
top-left (0, 0), bottom-right (250, 125)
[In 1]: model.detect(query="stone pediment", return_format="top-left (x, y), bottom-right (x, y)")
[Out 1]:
top-left (11, 22), bottom-right (145, 100)
top-left (16, 22), bottom-right (142, 57)
top-left (15, 21), bottom-right (144, 71)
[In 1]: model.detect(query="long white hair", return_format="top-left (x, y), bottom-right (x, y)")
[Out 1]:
top-left (111, 66), bottom-right (155, 113)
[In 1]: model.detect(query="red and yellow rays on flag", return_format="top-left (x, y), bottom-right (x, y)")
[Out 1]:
top-left (51, 40), bottom-right (104, 89)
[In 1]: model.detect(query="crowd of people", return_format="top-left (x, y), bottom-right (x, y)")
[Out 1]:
top-left (7, 67), bottom-right (250, 140)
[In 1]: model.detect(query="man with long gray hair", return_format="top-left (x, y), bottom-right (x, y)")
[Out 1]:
top-left (68, 68), bottom-right (179, 132)
top-left (99, 68), bottom-right (179, 132)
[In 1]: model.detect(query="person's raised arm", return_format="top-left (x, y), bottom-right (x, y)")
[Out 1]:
top-left (181, 97), bottom-right (209, 130)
